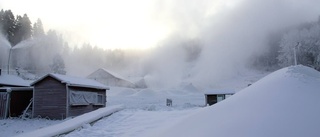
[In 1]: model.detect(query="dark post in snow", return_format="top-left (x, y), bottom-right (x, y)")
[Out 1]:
top-left (293, 42), bottom-right (300, 66)
top-left (166, 98), bottom-right (172, 107)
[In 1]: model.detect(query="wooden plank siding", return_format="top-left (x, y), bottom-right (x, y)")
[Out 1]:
top-left (33, 77), bottom-right (67, 119)
top-left (68, 105), bottom-right (99, 117)
top-left (67, 86), bottom-right (106, 117)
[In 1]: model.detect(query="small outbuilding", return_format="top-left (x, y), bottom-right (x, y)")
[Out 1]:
top-left (0, 74), bottom-right (33, 119)
top-left (87, 68), bottom-right (136, 88)
top-left (31, 73), bottom-right (109, 119)
top-left (204, 89), bottom-right (235, 106)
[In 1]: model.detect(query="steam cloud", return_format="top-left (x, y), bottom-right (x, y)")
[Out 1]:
top-left (0, 33), bottom-right (10, 71)
top-left (1, 0), bottom-right (320, 89)
top-left (140, 0), bottom-right (320, 89)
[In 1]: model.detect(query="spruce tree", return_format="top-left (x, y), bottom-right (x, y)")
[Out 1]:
top-left (2, 10), bottom-right (15, 45)
top-left (33, 18), bottom-right (45, 37)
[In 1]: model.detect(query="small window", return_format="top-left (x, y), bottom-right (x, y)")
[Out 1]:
top-left (217, 95), bottom-right (225, 102)
top-left (70, 90), bottom-right (97, 105)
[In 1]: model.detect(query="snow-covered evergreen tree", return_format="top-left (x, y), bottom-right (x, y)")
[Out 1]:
top-left (50, 54), bottom-right (66, 74)
top-left (278, 20), bottom-right (320, 70)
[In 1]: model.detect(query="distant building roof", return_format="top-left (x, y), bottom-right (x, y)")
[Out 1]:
top-left (88, 68), bottom-right (131, 82)
top-left (87, 68), bottom-right (136, 88)
top-left (204, 89), bottom-right (236, 95)
top-left (0, 75), bottom-right (31, 87)
top-left (31, 73), bottom-right (109, 90)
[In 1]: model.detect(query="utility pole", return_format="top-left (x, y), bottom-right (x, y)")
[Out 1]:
top-left (293, 42), bottom-right (299, 66)
top-left (7, 47), bottom-right (12, 74)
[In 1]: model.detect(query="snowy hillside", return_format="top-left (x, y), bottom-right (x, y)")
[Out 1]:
top-left (145, 65), bottom-right (320, 137)
top-left (3, 66), bottom-right (319, 137)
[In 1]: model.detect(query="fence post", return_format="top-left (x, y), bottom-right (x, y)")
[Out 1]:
top-left (166, 98), bottom-right (172, 107)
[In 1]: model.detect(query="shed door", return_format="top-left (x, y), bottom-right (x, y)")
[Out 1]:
top-left (207, 95), bottom-right (217, 106)
top-left (0, 92), bottom-right (9, 119)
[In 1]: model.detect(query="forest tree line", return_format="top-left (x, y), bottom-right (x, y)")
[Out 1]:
top-left (0, 9), bottom-right (203, 79)
top-left (0, 9), bottom-right (141, 79)
top-left (0, 9), bottom-right (44, 46)
top-left (254, 17), bottom-right (320, 71)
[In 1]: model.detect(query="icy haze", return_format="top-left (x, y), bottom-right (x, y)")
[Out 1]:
top-left (141, 0), bottom-right (320, 88)
top-left (145, 65), bottom-right (320, 137)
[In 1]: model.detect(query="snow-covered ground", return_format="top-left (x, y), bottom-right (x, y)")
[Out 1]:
top-left (0, 68), bottom-right (268, 137)
top-left (145, 65), bottom-right (320, 137)
top-left (65, 108), bottom-right (198, 137)
top-left (0, 118), bottom-right (61, 137)
top-left (15, 105), bottom-right (124, 137)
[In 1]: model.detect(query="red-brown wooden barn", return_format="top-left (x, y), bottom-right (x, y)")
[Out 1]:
top-left (31, 73), bottom-right (109, 119)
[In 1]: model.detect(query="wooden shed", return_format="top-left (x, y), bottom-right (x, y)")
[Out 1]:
top-left (31, 73), bottom-right (109, 119)
top-left (0, 74), bottom-right (33, 119)
top-left (204, 89), bottom-right (235, 106)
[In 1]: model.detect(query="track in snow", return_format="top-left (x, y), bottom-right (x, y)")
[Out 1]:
top-left (65, 108), bottom-right (199, 137)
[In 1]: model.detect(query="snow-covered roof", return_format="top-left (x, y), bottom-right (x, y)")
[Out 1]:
top-left (31, 73), bottom-right (109, 90)
top-left (0, 74), bottom-right (31, 87)
top-left (88, 68), bottom-right (133, 83)
top-left (204, 89), bottom-right (235, 95)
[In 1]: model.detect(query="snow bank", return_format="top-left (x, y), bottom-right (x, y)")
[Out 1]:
top-left (0, 118), bottom-right (61, 137)
top-left (146, 65), bottom-right (320, 137)
top-left (15, 105), bottom-right (124, 137)
top-left (65, 108), bottom-right (199, 137)
top-left (132, 88), bottom-right (160, 96)
top-left (107, 86), bottom-right (205, 110)
top-left (108, 87), bottom-right (137, 96)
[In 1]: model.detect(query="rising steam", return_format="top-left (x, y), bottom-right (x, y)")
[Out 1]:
top-left (139, 0), bottom-right (320, 89)
top-left (1, 0), bottom-right (320, 90)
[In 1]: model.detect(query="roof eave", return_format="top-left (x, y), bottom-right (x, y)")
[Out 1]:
top-left (0, 83), bottom-right (30, 87)
top-left (67, 84), bottom-right (110, 90)
top-left (205, 93), bottom-right (235, 95)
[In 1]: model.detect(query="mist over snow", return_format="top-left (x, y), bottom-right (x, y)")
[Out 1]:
top-left (0, 33), bottom-right (10, 69)
top-left (136, 0), bottom-right (320, 89)
top-left (2, 1), bottom-right (320, 137)
top-left (1, 0), bottom-right (320, 89)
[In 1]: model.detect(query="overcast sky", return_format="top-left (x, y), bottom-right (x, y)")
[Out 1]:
top-left (0, 0), bottom-right (241, 49)
top-left (1, 0), bottom-right (320, 50)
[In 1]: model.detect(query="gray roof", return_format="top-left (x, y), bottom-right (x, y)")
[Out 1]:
top-left (31, 73), bottom-right (109, 90)
top-left (204, 89), bottom-right (235, 95)
top-left (87, 68), bottom-right (135, 84)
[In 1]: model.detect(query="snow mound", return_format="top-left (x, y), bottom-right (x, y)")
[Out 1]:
top-left (132, 88), bottom-right (159, 97)
top-left (108, 87), bottom-right (137, 96)
top-left (15, 105), bottom-right (124, 137)
top-left (147, 65), bottom-right (320, 137)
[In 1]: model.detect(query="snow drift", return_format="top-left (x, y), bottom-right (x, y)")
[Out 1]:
top-left (146, 65), bottom-right (320, 137)
top-left (15, 105), bottom-right (124, 137)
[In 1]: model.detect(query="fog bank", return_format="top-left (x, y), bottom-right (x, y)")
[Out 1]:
top-left (141, 0), bottom-right (320, 88)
